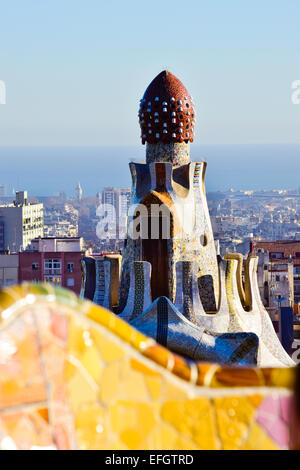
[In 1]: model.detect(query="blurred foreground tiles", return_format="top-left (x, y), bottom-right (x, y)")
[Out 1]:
top-left (0, 284), bottom-right (295, 450)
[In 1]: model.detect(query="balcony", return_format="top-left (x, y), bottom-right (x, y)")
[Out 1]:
top-left (44, 268), bottom-right (62, 275)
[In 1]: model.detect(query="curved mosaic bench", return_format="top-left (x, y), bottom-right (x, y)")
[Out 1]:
top-left (0, 283), bottom-right (295, 450)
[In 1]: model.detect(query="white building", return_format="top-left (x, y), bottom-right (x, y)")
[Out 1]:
top-left (0, 191), bottom-right (44, 251)
top-left (256, 249), bottom-right (294, 311)
top-left (101, 187), bottom-right (131, 241)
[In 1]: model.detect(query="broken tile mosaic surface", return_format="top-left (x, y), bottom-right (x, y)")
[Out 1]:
top-left (0, 284), bottom-right (294, 450)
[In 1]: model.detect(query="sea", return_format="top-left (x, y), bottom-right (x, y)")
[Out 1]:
top-left (0, 144), bottom-right (299, 197)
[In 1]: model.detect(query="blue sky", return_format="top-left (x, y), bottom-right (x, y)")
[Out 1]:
top-left (0, 0), bottom-right (299, 146)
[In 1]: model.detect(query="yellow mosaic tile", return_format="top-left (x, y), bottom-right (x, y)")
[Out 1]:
top-left (100, 362), bottom-right (121, 404)
top-left (79, 345), bottom-right (104, 383)
top-left (107, 440), bottom-right (129, 450)
top-left (0, 286), bottom-right (25, 316)
top-left (269, 367), bottom-right (295, 389)
top-left (119, 367), bottom-right (150, 401)
top-left (110, 401), bottom-right (157, 449)
top-left (161, 399), bottom-right (218, 450)
top-left (247, 394), bottom-right (264, 408)
top-left (67, 318), bottom-right (88, 356)
top-left (91, 329), bottom-right (125, 362)
top-left (75, 403), bottom-right (108, 450)
top-left (145, 376), bottom-right (163, 400)
top-left (214, 397), bottom-right (256, 450)
top-left (120, 429), bottom-right (142, 449)
top-left (147, 422), bottom-right (179, 449)
top-left (64, 358), bottom-right (79, 380)
top-left (86, 304), bottom-right (113, 330)
top-left (241, 423), bottom-right (279, 450)
top-left (175, 435), bottom-right (201, 450)
top-left (67, 371), bottom-right (98, 413)
top-left (164, 381), bottom-right (190, 400)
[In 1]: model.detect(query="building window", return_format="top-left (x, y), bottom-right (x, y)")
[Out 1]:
top-left (67, 262), bottom-right (74, 273)
top-left (276, 275), bottom-right (280, 282)
top-left (270, 252), bottom-right (284, 259)
top-left (67, 278), bottom-right (74, 287)
top-left (295, 266), bottom-right (300, 275)
top-left (44, 276), bottom-right (62, 286)
top-left (32, 262), bottom-right (39, 271)
top-left (44, 259), bottom-right (61, 275)
top-left (264, 265), bottom-right (268, 270)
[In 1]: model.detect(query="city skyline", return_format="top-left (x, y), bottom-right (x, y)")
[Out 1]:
top-left (1, 143), bottom-right (300, 196)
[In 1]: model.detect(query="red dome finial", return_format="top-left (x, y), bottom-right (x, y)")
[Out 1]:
top-left (139, 71), bottom-right (196, 145)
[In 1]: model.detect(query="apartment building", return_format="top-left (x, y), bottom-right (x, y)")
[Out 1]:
top-left (19, 237), bottom-right (86, 295)
top-left (0, 191), bottom-right (43, 251)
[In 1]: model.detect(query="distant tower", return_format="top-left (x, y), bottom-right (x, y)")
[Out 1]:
top-left (76, 182), bottom-right (83, 201)
top-left (96, 192), bottom-right (101, 206)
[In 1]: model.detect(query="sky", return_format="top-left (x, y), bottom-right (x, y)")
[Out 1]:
top-left (0, 0), bottom-right (299, 147)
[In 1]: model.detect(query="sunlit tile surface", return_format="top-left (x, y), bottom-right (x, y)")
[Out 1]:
top-left (0, 284), bottom-right (294, 450)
